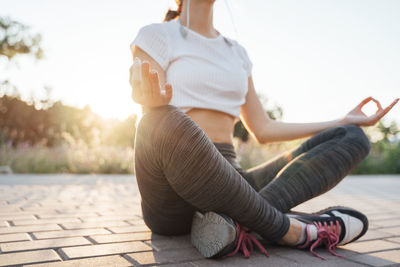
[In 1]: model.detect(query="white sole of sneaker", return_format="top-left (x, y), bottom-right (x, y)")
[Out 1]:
top-left (190, 211), bottom-right (237, 258)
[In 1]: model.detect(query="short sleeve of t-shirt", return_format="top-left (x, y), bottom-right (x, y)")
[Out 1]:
top-left (236, 43), bottom-right (253, 77)
top-left (131, 23), bottom-right (171, 70)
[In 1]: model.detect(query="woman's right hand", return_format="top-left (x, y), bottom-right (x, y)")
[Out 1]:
top-left (129, 57), bottom-right (173, 108)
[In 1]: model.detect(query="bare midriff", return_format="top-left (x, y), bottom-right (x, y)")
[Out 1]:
top-left (186, 108), bottom-right (236, 145)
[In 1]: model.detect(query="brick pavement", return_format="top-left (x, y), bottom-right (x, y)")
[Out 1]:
top-left (0, 174), bottom-right (399, 266)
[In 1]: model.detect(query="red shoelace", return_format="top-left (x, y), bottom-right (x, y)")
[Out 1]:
top-left (298, 220), bottom-right (345, 260)
top-left (226, 222), bottom-right (269, 259)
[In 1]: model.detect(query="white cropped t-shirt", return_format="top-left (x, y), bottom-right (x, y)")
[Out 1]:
top-left (131, 19), bottom-right (253, 118)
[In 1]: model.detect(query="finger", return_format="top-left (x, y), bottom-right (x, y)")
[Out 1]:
top-left (374, 98), bottom-right (398, 116)
top-left (131, 60), bottom-right (144, 100)
top-left (150, 70), bottom-right (161, 98)
top-left (141, 60), bottom-right (152, 99)
top-left (370, 97), bottom-right (383, 110)
top-left (358, 96), bottom-right (373, 108)
top-left (373, 103), bottom-right (394, 123)
top-left (163, 83), bottom-right (173, 101)
top-left (133, 57), bottom-right (142, 81)
top-left (382, 99), bottom-right (399, 114)
top-left (130, 61), bottom-right (141, 86)
top-left (375, 107), bottom-right (391, 121)
top-left (129, 65), bottom-right (134, 87)
top-left (129, 66), bottom-right (140, 100)
top-left (133, 61), bottom-right (143, 94)
top-left (391, 98), bottom-right (399, 107)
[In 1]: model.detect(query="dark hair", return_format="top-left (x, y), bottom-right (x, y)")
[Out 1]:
top-left (164, 0), bottom-right (182, 22)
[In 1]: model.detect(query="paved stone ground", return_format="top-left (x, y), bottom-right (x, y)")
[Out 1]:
top-left (0, 174), bottom-right (399, 267)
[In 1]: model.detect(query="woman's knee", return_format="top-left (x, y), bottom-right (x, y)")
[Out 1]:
top-left (341, 124), bottom-right (371, 157)
top-left (135, 104), bottom-right (205, 166)
top-left (136, 105), bottom-right (187, 141)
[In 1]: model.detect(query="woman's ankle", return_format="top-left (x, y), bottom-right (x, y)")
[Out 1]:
top-left (278, 218), bottom-right (306, 246)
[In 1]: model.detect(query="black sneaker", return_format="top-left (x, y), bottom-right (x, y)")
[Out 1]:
top-left (287, 206), bottom-right (368, 260)
top-left (190, 211), bottom-right (269, 259)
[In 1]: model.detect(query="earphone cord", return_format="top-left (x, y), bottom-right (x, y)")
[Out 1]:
top-left (187, 0), bottom-right (190, 28)
top-left (223, 0), bottom-right (238, 40)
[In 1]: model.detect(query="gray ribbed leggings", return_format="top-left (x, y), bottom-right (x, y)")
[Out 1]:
top-left (134, 105), bottom-right (371, 241)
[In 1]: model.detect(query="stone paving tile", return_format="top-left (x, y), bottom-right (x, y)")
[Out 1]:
top-left (20, 207), bottom-right (63, 212)
top-left (380, 226), bottom-right (400, 236)
top-left (0, 232), bottom-right (31, 243)
top-left (1, 175), bottom-right (400, 266)
top-left (37, 212), bottom-right (100, 219)
top-left (350, 254), bottom-right (398, 267)
top-left (127, 219), bottom-right (147, 226)
top-left (369, 250), bottom-right (400, 263)
top-left (267, 245), bottom-right (352, 265)
top-left (33, 228), bottom-right (111, 239)
top-left (82, 215), bottom-right (138, 222)
top-left (355, 229), bottom-right (394, 242)
top-left (0, 236), bottom-right (91, 252)
top-left (0, 211), bottom-right (54, 217)
top-left (371, 220), bottom-right (400, 228)
top-left (12, 217), bottom-right (82, 226)
top-left (126, 247), bottom-right (203, 266)
top-left (0, 249), bottom-right (60, 266)
top-left (60, 241), bottom-right (152, 259)
top-left (145, 235), bottom-right (194, 251)
top-left (163, 262), bottom-right (199, 267)
top-left (90, 232), bottom-right (165, 244)
top-left (108, 224), bottom-right (151, 233)
top-left (189, 253), bottom-right (300, 267)
top-left (0, 207), bottom-right (23, 212)
top-left (341, 239), bottom-right (400, 253)
top-left (0, 214), bottom-right (36, 220)
top-left (370, 215), bottom-right (400, 222)
top-left (0, 224), bottom-right (62, 234)
top-left (23, 255), bottom-right (133, 267)
top-left (61, 220), bottom-right (130, 230)
top-left (98, 211), bottom-right (142, 217)
top-left (386, 237), bottom-right (400, 244)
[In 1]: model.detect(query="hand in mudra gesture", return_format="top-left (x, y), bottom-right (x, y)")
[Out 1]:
top-left (129, 57), bottom-right (173, 107)
top-left (343, 97), bottom-right (399, 126)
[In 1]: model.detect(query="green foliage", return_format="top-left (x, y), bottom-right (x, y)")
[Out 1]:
top-left (377, 120), bottom-right (399, 142)
top-left (352, 121), bottom-right (400, 174)
top-left (0, 144), bottom-right (134, 174)
top-left (0, 91), bottom-right (137, 174)
top-left (0, 16), bottom-right (43, 60)
top-left (0, 92), bottom-right (137, 148)
top-left (352, 140), bottom-right (400, 174)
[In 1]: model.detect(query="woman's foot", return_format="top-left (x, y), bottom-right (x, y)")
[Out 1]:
top-left (190, 211), bottom-right (268, 259)
top-left (190, 206), bottom-right (368, 260)
top-left (285, 206), bottom-right (369, 260)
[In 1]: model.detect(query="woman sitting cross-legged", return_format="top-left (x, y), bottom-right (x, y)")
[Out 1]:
top-left (128, 0), bottom-right (399, 260)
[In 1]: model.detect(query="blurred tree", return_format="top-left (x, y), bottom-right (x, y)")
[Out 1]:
top-left (377, 120), bottom-right (399, 143)
top-left (0, 92), bottom-right (137, 148)
top-left (0, 16), bottom-right (43, 61)
top-left (353, 120), bottom-right (400, 174)
top-left (1, 16), bottom-right (44, 101)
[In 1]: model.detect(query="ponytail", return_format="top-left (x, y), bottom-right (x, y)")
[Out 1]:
top-left (163, 1), bottom-right (182, 22)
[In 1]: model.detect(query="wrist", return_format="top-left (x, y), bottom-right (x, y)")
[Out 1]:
top-left (141, 105), bottom-right (149, 114)
top-left (141, 104), bottom-right (168, 114)
top-left (337, 116), bottom-right (349, 126)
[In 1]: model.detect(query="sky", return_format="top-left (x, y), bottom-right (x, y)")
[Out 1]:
top-left (1, 0), bottom-right (399, 125)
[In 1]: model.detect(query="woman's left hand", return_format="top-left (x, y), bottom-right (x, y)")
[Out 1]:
top-left (343, 97), bottom-right (399, 126)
